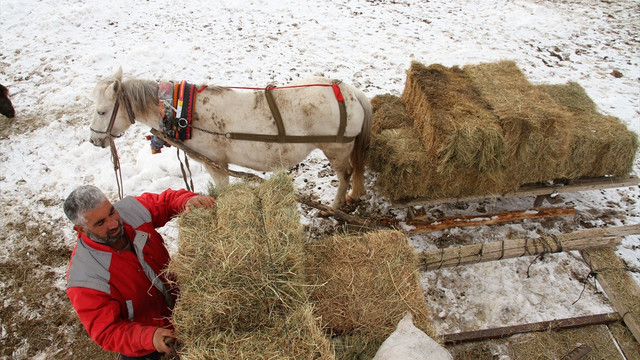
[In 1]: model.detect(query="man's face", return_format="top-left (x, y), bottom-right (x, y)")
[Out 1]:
top-left (74, 199), bottom-right (124, 245)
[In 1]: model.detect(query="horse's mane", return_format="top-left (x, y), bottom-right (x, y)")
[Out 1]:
top-left (121, 78), bottom-right (158, 117)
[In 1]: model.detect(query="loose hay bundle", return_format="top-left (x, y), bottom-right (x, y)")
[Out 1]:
top-left (370, 93), bottom-right (414, 134)
top-left (169, 172), bottom-right (333, 359)
top-left (307, 230), bottom-right (438, 358)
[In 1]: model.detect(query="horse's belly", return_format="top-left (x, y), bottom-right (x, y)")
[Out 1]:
top-left (226, 143), bottom-right (316, 171)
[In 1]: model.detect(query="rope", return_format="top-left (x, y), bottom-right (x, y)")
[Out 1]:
top-left (176, 148), bottom-right (194, 192)
top-left (109, 137), bottom-right (124, 200)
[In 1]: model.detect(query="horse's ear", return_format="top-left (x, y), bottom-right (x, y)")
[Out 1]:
top-left (112, 66), bottom-right (123, 81)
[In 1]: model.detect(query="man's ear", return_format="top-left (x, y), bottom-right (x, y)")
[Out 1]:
top-left (74, 224), bottom-right (88, 237)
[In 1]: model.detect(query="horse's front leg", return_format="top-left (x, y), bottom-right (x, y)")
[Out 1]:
top-left (204, 163), bottom-right (230, 189)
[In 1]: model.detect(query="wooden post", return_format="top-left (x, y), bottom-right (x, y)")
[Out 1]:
top-left (420, 224), bottom-right (640, 270)
top-left (581, 247), bottom-right (640, 344)
top-left (442, 312), bottom-right (621, 344)
top-left (385, 206), bottom-right (575, 234)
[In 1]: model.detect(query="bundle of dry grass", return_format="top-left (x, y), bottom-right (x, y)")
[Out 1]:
top-left (463, 61), bottom-right (575, 182)
top-left (307, 230), bottom-right (438, 358)
top-left (368, 125), bottom-right (515, 201)
top-left (367, 60), bottom-right (637, 201)
top-left (537, 82), bottom-right (638, 178)
top-left (402, 62), bottom-right (505, 174)
top-left (370, 93), bottom-right (414, 134)
top-left (169, 172), bottom-right (333, 359)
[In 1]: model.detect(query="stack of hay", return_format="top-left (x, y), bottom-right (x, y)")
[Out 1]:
top-left (368, 61), bottom-right (638, 202)
top-left (168, 173), bottom-right (332, 359)
top-left (169, 173), bottom-right (437, 359)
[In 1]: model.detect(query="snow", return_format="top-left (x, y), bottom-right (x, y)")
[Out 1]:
top-left (0, 0), bottom-right (638, 356)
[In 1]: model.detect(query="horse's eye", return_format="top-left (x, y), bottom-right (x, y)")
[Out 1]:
top-left (97, 111), bottom-right (106, 116)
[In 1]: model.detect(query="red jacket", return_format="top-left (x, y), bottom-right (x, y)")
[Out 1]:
top-left (66, 189), bottom-right (197, 357)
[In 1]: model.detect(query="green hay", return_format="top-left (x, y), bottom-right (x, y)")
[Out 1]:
top-left (169, 172), bottom-right (334, 359)
top-left (307, 230), bottom-right (438, 356)
top-left (402, 62), bottom-right (505, 174)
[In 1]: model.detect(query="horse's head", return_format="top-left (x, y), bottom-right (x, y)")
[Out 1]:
top-left (0, 84), bottom-right (15, 118)
top-left (89, 67), bottom-right (134, 148)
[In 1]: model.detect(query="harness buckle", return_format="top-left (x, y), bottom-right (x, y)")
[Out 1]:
top-left (177, 118), bottom-right (189, 128)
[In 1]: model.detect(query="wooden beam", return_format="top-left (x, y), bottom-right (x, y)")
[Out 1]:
top-left (581, 248), bottom-right (640, 344)
top-left (420, 224), bottom-right (640, 271)
top-left (382, 206), bottom-right (575, 234)
top-left (395, 175), bottom-right (639, 207)
top-left (442, 312), bottom-right (621, 344)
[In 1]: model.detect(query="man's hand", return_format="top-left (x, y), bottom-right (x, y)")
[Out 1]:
top-left (184, 195), bottom-right (216, 213)
top-left (153, 327), bottom-right (176, 354)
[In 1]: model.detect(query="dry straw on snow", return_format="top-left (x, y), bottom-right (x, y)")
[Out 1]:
top-left (368, 60), bottom-right (638, 201)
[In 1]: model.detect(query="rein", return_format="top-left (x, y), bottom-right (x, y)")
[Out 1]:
top-left (92, 88), bottom-right (137, 199)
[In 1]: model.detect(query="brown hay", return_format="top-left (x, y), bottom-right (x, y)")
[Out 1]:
top-left (367, 61), bottom-right (637, 201)
top-left (169, 172), bottom-right (333, 359)
top-left (370, 93), bottom-right (414, 134)
top-left (584, 248), bottom-right (640, 334)
top-left (307, 230), bottom-right (438, 353)
top-left (607, 322), bottom-right (640, 359)
top-left (367, 128), bottom-right (514, 201)
top-left (537, 82), bottom-right (638, 177)
top-left (402, 62), bottom-right (505, 174)
top-left (463, 60), bottom-right (574, 182)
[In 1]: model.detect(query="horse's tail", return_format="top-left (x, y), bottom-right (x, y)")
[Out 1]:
top-left (350, 89), bottom-right (372, 199)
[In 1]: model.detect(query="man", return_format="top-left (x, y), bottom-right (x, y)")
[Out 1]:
top-left (63, 185), bottom-right (215, 359)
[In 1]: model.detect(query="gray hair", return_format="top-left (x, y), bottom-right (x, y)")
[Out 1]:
top-left (63, 185), bottom-right (108, 226)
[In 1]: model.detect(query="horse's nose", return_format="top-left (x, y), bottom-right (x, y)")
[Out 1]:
top-left (90, 137), bottom-right (107, 148)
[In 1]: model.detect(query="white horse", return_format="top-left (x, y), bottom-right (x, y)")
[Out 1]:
top-left (89, 68), bottom-right (372, 209)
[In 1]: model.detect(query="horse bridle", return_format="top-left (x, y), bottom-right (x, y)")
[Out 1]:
top-left (90, 88), bottom-right (136, 138)
top-left (89, 84), bottom-right (137, 200)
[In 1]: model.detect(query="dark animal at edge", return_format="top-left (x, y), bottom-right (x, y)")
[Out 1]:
top-left (0, 84), bottom-right (15, 118)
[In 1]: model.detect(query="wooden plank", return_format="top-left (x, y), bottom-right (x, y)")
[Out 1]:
top-left (420, 224), bottom-right (640, 270)
top-left (581, 248), bottom-right (640, 344)
top-left (442, 312), bottom-right (621, 344)
top-left (395, 175), bottom-right (639, 207)
top-left (385, 206), bottom-right (575, 234)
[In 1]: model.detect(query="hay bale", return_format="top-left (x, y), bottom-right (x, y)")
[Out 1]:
top-left (537, 82), bottom-right (638, 177)
top-left (370, 94), bottom-right (414, 134)
top-left (367, 128), bottom-right (515, 201)
top-left (402, 62), bottom-right (505, 174)
top-left (463, 61), bottom-right (574, 182)
top-left (307, 230), bottom-right (438, 357)
top-left (169, 172), bottom-right (334, 359)
top-left (367, 61), bottom-right (637, 202)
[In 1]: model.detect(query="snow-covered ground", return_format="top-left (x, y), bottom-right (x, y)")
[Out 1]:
top-left (1, 0), bottom-right (638, 357)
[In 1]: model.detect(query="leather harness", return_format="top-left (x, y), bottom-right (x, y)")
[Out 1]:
top-left (226, 82), bottom-right (353, 143)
